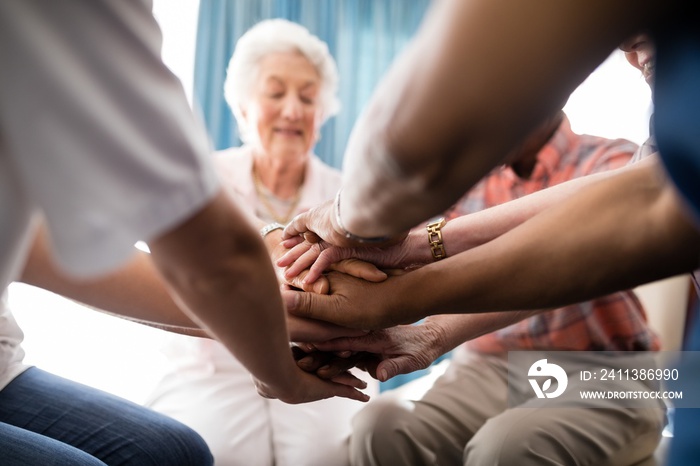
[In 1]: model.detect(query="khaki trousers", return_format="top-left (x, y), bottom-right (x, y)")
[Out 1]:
top-left (350, 349), bottom-right (666, 466)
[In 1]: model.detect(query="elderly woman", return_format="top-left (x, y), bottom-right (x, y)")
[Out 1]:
top-left (145, 20), bottom-right (378, 466)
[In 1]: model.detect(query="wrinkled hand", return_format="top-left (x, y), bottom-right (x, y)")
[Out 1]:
top-left (269, 229), bottom-right (388, 293)
top-left (277, 233), bottom-right (418, 285)
top-left (294, 324), bottom-right (446, 382)
top-left (282, 199), bottom-right (352, 247)
top-left (283, 270), bottom-right (419, 330)
top-left (277, 247), bottom-right (390, 343)
top-left (283, 198), bottom-right (407, 249)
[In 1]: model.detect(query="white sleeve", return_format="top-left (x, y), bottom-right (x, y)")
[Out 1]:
top-left (0, 0), bottom-right (219, 278)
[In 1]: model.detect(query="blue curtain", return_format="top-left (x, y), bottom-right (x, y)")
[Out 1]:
top-left (193, 0), bottom-right (430, 169)
top-left (194, 0), bottom-right (440, 391)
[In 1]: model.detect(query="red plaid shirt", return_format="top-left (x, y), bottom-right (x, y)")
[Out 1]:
top-left (450, 116), bottom-right (660, 352)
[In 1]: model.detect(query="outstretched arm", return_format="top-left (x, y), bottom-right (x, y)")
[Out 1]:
top-left (284, 161), bottom-right (700, 330)
top-left (280, 156), bottom-right (658, 283)
top-left (299, 311), bottom-right (538, 382)
top-left (142, 191), bottom-right (371, 403)
top-left (22, 194), bottom-right (372, 404)
top-left (20, 222), bottom-right (206, 337)
top-left (20, 220), bottom-right (370, 343)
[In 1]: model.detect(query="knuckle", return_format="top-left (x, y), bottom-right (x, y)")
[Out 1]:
top-left (296, 297), bottom-right (312, 317)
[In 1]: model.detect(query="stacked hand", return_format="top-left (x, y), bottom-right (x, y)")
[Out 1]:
top-left (260, 213), bottom-right (451, 399)
top-left (254, 228), bottom-right (391, 403)
top-left (294, 323), bottom-right (448, 383)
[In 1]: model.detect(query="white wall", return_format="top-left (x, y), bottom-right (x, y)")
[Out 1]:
top-left (152, 0), bottom-right (200, 105)
top-left (8, 4), bottom-right (653, 405)
top-left (565, 49), bottom-right (653, 145)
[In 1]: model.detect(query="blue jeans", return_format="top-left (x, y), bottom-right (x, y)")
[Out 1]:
top-left (0, 367), bottom-right (213, 465)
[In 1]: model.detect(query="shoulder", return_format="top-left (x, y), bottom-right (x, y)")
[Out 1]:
top-left (214, 146), bottom-right (250, 168)
top-left (556, 115), bottom-right (637, 158)
top-left (213, 146), bottom-right (254, 194)
top-left (576, 134), bottom-right (638, 160)
top-left (214, 146), bottom-right (252, 174)
top-left (583, 134), bottom-right (638, 153)
top-left (564, 132), bottom-right (638, 174)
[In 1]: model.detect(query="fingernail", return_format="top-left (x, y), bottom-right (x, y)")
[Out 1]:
top-left (298, 357), bottom-right (313, 367)
top-left (301, 343), bottom-right (316, 352)
top-left (378, 369), bottom-right (387, 381)
top-left (319, 365), bottom-right (330, 371)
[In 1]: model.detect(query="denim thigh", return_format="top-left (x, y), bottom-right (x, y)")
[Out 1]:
top-left (0, 421), bottom-right (107, 466)
top-left (0, 367), bottom-right (212, 466)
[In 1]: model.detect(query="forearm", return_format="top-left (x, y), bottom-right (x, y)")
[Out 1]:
top-left (20, 224), bottom-right (207, 337)
top-left (394, 174), bottom-right (612, 268)
top-left (281, 158), bottom-right (657, 282)
top-left (439, 157), bottom-right (659, 256)
top-left (389, 162), bottom-right (639, 267)
top-left (424, 311), bottom-right (540, 355)
top-left (20, 216), bottom-right (284, 338)
top-left (339, 0), bottom-right (660, 238)
top-left (149, 191), bottom-right (299, 393)
top-left (386, 163), bottom-right (700, 322)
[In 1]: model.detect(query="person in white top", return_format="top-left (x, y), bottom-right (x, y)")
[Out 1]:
top-left (0, 4), bottom-right (367, 465)
top-left (145, 20), bottom-right (380, 466)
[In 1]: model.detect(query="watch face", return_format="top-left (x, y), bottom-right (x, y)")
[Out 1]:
top-left (427, 217), bottom-right (446, 227)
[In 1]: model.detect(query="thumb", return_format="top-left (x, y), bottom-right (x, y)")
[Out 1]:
top-left (376, 356), bottom-right (420, 382)
top-left (329, 259), bottom-right (387, 283)
top-left (283, 289), bottom-right (332, 322)
top-left (287, 271), bottom-right (330, 294)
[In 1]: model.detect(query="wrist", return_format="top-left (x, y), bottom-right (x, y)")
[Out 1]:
top-left (404, 218), bottom-right (448, 266)
top-left (422, 316), bottom-right (458, 357)
top-left (260, 222), bottom-right (285, 239)
top-left (255, 376), bottom-right (299, 403)
top-left (334, 189), bottom-right (391, 244)
top-left (426, 217), bottom-right (447, 261)
top-left (260, 222), bottom-right (285, 254)
top-left (405, 227), bottom-right (433, 266)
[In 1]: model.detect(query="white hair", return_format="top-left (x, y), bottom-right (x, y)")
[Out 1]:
top-left (224, 19), bottom-right (341, 143)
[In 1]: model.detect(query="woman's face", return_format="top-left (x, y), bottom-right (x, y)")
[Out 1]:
top-left (619, 34), bottom-right (655, 85)
top-left (242, 51), bottom-right (322, 159)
